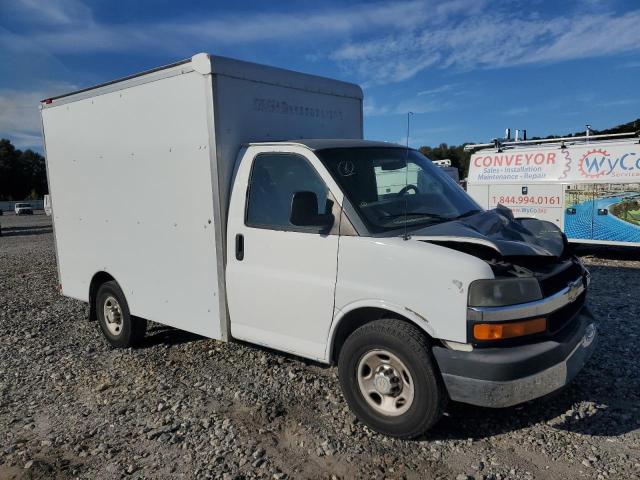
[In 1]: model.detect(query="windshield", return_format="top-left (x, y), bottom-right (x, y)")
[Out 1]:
top-left (16, 203), bottom-right (30, 208)
top-left (316, 147), bottom-right (481, 233)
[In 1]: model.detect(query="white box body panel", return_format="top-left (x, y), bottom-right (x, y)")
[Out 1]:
top-left (209, 56), bottom-right (363, 221)
top-left (41, 53), bottom-right (363, 340)
top-left (42, 68), bottom-right (222, 338)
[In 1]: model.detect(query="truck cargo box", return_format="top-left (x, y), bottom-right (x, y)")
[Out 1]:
top-left (41, 53), bottom-right (363, 340)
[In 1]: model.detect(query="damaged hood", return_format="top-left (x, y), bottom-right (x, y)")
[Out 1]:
top-left (411, 205), bottom-right (566, 257)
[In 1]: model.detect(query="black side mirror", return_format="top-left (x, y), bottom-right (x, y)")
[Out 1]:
top-left (290, 191), bottom-right (334, 228)
top-left (566, 207), bottom-right (576, 215)
top-left (597, 208), bottom-right (608, 216)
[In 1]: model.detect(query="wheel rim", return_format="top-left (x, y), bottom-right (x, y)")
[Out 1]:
top-left (356, 349), bottom-right (415, 417)
top-left (103, 296), bottom-right (123, 336)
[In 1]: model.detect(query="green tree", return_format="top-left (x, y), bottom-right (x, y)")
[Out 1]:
top-left (419, 143), bottom-right (472, 178)
top-left (0, 139), bottom-right (48, 200)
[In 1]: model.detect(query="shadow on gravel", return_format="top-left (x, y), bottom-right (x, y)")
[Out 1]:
top-left (427, 261), bottom-right (640, 441)
top-left (139, 324), bottom-right (205, 348)
top-left (429, 380), bottom-right (639, 441)
top-left (234, 338), bottom-right (329, 367)
top-left (0, 225), bottom-right (53, 237)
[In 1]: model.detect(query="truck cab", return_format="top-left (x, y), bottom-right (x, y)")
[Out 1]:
top-left (225, 140), bottom-right (597, 436)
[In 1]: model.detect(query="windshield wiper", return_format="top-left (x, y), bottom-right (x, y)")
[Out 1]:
top-left (378, 212), bottom-right (451, 222)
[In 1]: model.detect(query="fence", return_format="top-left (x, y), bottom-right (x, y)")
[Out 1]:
top-left (0, 200), bottom-right (45, 212)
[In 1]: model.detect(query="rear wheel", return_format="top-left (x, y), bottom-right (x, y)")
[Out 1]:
top-left (338, 319), bottom-right (447, 438)
top-left (96, 281), bottom-right (146, 347)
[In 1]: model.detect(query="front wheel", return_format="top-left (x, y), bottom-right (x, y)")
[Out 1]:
top-left (96, 281), bottom-right (146, 348)
top-left (338, 319), bottom-right (447, 438)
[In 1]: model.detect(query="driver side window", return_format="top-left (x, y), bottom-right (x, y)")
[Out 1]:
top-left (245, 153), bottom-right (330, 232)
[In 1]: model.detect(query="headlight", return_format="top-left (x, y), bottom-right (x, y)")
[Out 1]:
top-left (468, 278), bottom-right (542, 307)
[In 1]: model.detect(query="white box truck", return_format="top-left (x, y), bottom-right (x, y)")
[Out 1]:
top-left (41, 53), bottom-right (597, 438)
top-left (466, 133), bottom-right (640, 246)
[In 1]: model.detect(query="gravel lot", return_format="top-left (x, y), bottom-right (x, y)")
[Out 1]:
top-left (1, 214), bottom-right (639, 480)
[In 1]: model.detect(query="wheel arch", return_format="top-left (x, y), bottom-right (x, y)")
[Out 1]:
top-left (327, 301), bottom-right (437, 364)
top-left (88, 271), bottom-right (118, 321)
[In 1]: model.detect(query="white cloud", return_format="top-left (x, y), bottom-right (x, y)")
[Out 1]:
top-left (364, 91), bottom-right (458, 118)
top-left (417, 84), bottom-right (459, 96)
top-left (4, 0), bottom-right (639, 74)
top-left (9, 0), bottom-right (443, 54)
top-left (396, 127), bottom-right (457, 148)
top-left (393, 97), bottom-right (453, 115)
top-left (331, 9), bottom-right (640, 84)
top-left (5, 0), bottom-right (93, 26)
top-left (8, 0), bottom-right (637, 86)
top-left (523, 13), bottom-right (640, 64)
top-left (3, 0), bottom-right (640, 145)
top-left (364, 82), bottom-right (466, 118)
top-left (363, 98), bottom-right (390, 117)
top-left (619, 60), bottom-right (640, 69)
top-left (597, 98), bottom-right (639, 108)
top-left (0, 82), bottom-right (76, 149)
top-left (504, 106), bottom-right (530, 116)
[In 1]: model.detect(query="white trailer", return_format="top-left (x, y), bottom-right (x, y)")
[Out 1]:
top-left (466, 133), bottom-right (640, 246)
top-left (41, 54), bottom-right (597, 438)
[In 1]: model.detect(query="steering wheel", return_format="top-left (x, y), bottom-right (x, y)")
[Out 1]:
top-left (398, 184), bottom-right (419, 195)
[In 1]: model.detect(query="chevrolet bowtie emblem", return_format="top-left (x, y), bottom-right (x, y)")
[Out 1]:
top-left (567, 279), bottom-right (581, 302)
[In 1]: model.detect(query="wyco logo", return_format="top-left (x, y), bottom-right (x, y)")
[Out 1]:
top-left (578, 148), bottom-right (639, 178)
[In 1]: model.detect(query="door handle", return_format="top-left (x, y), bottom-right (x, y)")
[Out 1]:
top-left (235, 234), bottom-right (244, 261)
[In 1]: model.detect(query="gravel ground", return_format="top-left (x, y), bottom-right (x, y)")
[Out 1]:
top-left (1, 214), bottom-right (639, 480)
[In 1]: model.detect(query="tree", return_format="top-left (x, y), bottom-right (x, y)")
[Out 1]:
top-left (419, 143), bottom-right (472, 178)
top-left (0, 139), bottom-right (48, 200)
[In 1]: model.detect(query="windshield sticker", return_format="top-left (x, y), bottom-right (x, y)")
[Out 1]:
top-left (338, 160), bottom-right (356, 177)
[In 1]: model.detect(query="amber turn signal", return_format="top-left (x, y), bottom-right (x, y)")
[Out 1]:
top-left (473, 317), bottom-right (547, 340)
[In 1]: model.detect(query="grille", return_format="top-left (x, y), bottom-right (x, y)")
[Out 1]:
top-left (539, 262), bottom-right (583, 297)
top-left (547, 291), bottom-right (586, 334)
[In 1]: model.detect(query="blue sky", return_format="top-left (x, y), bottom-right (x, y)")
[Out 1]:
top-left (1, 0), bottom-right (639, 152)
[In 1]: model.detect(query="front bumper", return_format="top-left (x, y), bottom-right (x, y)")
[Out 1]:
top-left (433, 308), bottom-right (597, 408)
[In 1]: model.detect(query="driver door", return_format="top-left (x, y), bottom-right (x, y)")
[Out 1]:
top-left (225, 147), bottom-right (343, 361)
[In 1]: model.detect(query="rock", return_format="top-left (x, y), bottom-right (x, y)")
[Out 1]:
top-left (96, 382), bottom-right (111, 392)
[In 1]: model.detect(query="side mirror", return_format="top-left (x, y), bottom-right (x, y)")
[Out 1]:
top-left (565, 207), bottom-right (576, 215)
top-left (597, 208), bottom-right (608, 216)
top-left (290, 191), bottom-right (334, 228)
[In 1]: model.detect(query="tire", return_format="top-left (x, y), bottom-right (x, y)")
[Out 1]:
top-left (338, 319), bottom-right (447, 439)
top-left (96, 280), bottom-right (146, 347)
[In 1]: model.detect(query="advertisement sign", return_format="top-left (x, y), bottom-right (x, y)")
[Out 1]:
top-left (469, 142), bottom-right (640, 184)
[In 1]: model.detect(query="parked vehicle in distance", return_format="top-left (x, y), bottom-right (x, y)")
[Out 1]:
top-left (14, 203), bottom-right (33, 215)
top-left (41, 53), bottom-right (597, 438)
top-left (466, 132), bottom-right (640, 246)
top-left (44, 195), bottom-right (52, 216)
